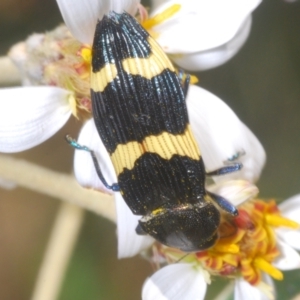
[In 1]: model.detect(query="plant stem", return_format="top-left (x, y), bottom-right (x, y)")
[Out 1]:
top-left (31, 203), bottom-right (84, 300)
top-left (213, 282), bottom-right (234, 300)
top-left (0, 154), bottom-right (116, 222)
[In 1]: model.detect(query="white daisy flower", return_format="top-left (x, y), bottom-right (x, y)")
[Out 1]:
top-left (141, 194), bottom-right (300, 300)
top-left (0, 25), bottom-right (88, 153)
top-left (145, 0), bottom-right (262, 71)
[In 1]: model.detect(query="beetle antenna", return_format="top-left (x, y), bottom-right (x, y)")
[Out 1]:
top-left (176, 253), bottom-right (190, 263)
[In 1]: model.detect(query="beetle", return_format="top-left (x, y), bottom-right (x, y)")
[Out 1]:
top-left (67, 11), bottom-right (241, 252)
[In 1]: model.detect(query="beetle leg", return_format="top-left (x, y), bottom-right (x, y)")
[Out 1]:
top-left (178, 69), bottom-right (190, 98)
top-left (206, 163), bottom-right (242, 176)
top-left (65, 135), bottom-right (120, 192)
top-left (207, 191), bottom-right (238, 216)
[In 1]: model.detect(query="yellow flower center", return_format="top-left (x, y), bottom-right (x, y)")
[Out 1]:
top-left (42, 35), bottom-right (92, 120)
top-left (155, 199), bottom-right (299, 287)
top-left (80, 46), bottom-right (92, 64)
top-left (23, 26), bottom-right (93, 119)
top-left (198, 199), bottom-right (299, 285)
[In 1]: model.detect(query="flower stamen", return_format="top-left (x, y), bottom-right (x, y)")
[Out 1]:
top-left (68, 93), bottom-right (78, 118)
top-left (213, 243), bottom-right (239, 254)
top-left (254, 257), bottom-right (283, 281)
top-left (141, 4), bottom-right (181, 30)
top-left (265, 214), bottom-right (299, 229)
top-left (79, 46), bottom-right (92, 64)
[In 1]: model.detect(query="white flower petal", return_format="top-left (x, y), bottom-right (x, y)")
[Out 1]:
top-left (116, 192), bottom-right (155, 258)
top-left (56, 0), bottom-right (108, 44)
top-left (207, 180), bottom-right (259, 207)
top-left (187, 85), bottom-right (266, 183)
top-left (152, 0), bottom-right (261, 53)
top-left (0, 87), bottom-right (71, 153)
top-left (259, 274), bottom-right (276, 300)
top-left (276, 195), bottom-right (300, 250)
top-left (75, 121), bottom-right (154, 257)
top-left (278, 194), bottom-right (300, 220)
top-left (171, 16), bottom-right (251, 71)
top-left (142, 264), bottom-right (206, 300)
top-left (57, 0), bottom-right (140, 44)
top-left (276, 194), bottom-right (300, 250)
top-left (74, 119), bottom-right (116, 194)
top-left (109, 0), bottom-right (140, 15)
top-left (239, 122), bottom-right (266, 182)
top-left (75, 120), bottom-right (153, 257)
top-left (276, 228), bottom-right (300, 251)
top-left (273, 239), bottom-right (300, 270)
top-left (234, 275), bottom-right (275, 300)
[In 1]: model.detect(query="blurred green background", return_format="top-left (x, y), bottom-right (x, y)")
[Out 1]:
top-left (0, 0), bottom-right (300, 299)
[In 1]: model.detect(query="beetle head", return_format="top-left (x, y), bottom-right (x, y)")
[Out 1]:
top-left (137, 202), bottom-right (220, 252)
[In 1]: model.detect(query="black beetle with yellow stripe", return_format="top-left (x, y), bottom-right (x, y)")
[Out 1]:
top-left (67, 11), bottom-right (242, 252)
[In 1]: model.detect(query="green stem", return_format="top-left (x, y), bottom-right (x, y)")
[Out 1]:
top-left (213, 282), bottom-right (234, 300)
top-left (0, 154), bottom-right (116, 222)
